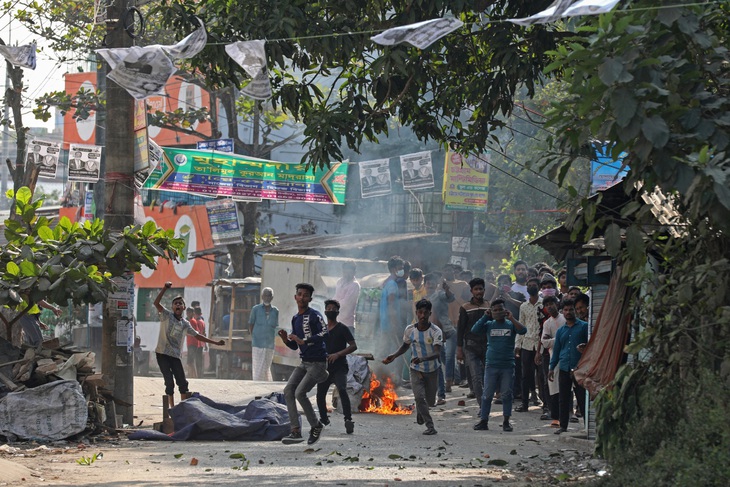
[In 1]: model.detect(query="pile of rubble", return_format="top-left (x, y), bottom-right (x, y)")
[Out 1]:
top-left (0, 337), bottom-right (117, 442)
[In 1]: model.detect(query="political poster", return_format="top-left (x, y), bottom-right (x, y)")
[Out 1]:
top-left (371, 18), bottom-right (463, 49)
top-left (205, 199), bottom-right (243, 246)
top-left (68, 144), bottom-right (102, 182)
top-left (96, 20), bottom-right (207, 100)
top-left (0, 41), bottom-right (36, 69)
top-left (26, 139), bottom-right (60, 180)
top-left (359, 159), bottom-right (392, 199)
top-left (400, 151), bottom-right (434, 190)
top-left (442, 151), bottom-right (490, 212)
top-left (135, 140), bottom-right (163, 189)
top-left (225, 40), bottom-right (272, 100)
top-left (508, 0), bottom-right (620, 26)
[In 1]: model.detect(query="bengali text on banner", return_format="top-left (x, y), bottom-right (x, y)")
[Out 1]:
top-left (143, 147), bottom-right (348, 205)
top-left (442, 151), bottom-right (490, 212)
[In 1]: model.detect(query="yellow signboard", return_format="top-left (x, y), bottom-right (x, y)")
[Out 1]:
top-left (442, 151), bottom-right (490, 211)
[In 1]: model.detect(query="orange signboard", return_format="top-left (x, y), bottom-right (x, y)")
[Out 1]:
top-left (63, 72), bottom-right (212, 149)
top-left (57, 205), bottom-right (215, 288)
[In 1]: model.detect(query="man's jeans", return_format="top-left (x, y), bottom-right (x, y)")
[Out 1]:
top-left (316, 366), bottom-right (352, 422)
top-left (284, 361), bottom-right (329, 430)
top-left (464, 347), bottom-right (485, 406)
top-left (480, 366), bottom-right (514, 421)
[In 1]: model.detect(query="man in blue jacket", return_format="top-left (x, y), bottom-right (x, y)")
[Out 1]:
top-left (548, 298), bottom-right (589, 434)
top-left (279, 283), bottom-right (329, 445)
top-left (471, 299), bottom-right (527, 432)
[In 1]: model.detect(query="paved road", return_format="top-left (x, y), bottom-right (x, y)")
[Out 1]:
top-left (2, 377), bottom-right (605, 486)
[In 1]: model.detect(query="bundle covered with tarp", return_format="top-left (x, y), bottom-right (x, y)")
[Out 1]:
top-left (129, 393), bottom-right (292, 441)
top-left (0, 380), bottom-right (88, 441)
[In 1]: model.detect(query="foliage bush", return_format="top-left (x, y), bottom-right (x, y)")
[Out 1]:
top-left (593, 225), bottom-right (730, 486)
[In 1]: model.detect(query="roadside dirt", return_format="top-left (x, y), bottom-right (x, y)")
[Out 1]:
top-left (1, 377), bottom-right (608, 486)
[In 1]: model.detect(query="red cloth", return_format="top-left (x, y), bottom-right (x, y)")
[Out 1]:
top-left (573, 269), bottom-right (632, 399)
top-left (186, 317), bottom-right (206, 347)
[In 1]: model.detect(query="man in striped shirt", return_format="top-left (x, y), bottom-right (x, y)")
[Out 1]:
top-left (383, 298), bottom-right (443, 436)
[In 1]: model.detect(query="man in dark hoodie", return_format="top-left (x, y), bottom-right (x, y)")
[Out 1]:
top-left (279, 283), bottom-right (329, 445)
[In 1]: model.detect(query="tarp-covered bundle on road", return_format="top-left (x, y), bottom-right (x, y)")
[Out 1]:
top-left (129, 393), bottom-right (292, 441)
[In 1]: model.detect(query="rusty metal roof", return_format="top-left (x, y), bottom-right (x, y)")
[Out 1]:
top-left (256, 232), bottom-right (442, 254)
top-left (531, 181), bottom-right (681, 261)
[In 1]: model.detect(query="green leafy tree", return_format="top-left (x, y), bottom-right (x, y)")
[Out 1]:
top-left (540, 3), bottom-right (730, 484)
top-left (154, 0), bottom-right (567, 168)
top-left (0, 187), bottom-right (183, 342)
top-left (476, 81), bottom-right (588, 269)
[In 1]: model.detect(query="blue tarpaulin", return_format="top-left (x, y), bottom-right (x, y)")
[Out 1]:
top-left (128, 392), bottom-right (294, 441)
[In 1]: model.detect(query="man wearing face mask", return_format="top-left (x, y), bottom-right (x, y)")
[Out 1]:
top-left (539, 274), bottom-right (558, 300)
top-left (514, 277), bottom-right (543, 412)
top-left (249, 287), bottom-right (279, 381)
top-left (316, 299), bottom-right (358, 434)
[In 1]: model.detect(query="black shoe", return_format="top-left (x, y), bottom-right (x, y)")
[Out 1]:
top-left (320, 417), bottom-right (330, 426)
top-left (282, 431), bottom-right (304, 444)
top-left (473, 420), bottom-right (489, 430)
top-left (494, 398), bottom-right (503, 405)
top-left (307, 423), bottom-right (324, 445)
top-left (416, 413), bottom-right (425, 425)
top-left (540, 412), bottom-right (550, 420)
top-left (554, 427), bottom-right (567, 435)
top-left (503, 422), bottom-right (513, 432)
top-left (466, 392), bottom-right (476, 399)
top-left (514, 404), bottom-right (528, 412)
top-left (530, 395), bottom-right (541, 407)
top-left (345, 420), bottom-right (354, 434)
top-left (423, 427), bottom-right (437, 435)
top-left (570, 416), bottom-right (579, 423)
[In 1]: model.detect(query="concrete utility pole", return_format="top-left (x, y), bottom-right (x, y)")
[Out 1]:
top-left (101, 0), bottom-right (135, 424)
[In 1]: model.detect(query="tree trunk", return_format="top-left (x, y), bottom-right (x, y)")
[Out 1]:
top-left (218, 90), bottom-right (271, 279)
top-left (3, 55), bottom-right (29, 191)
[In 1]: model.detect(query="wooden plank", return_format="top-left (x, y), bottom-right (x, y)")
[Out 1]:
top-left (0, 370), bottom-right (20, 391)
top-left (41, 338), bottom-right (61, 350)
top-left (83, 373), bottom-right (106, 387)
top-left (0, 358), bottom-right (28, 368)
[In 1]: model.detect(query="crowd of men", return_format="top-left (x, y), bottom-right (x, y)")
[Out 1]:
top-left (377, 256), bottom-right (592, 435)
top-left (172, 256), bottom-right (592, 443)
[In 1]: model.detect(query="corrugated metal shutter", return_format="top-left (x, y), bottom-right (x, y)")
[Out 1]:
top-left (585, 283), bottom-right (608, 440)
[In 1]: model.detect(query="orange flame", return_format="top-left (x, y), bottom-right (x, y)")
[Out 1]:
top-left (359, 372), bottom-right (413, 415)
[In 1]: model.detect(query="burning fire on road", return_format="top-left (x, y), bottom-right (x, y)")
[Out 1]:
top-left (359, 372), bottom-right (413, 415)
